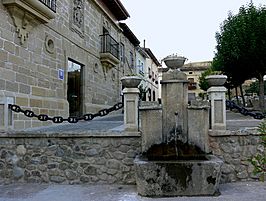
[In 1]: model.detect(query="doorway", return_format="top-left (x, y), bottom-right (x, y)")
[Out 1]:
top-left (67, 59), bottom-right (83, 116)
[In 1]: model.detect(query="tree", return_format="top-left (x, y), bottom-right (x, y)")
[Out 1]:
top-left (214, 3), bottom-right (266, 111)
top-left (245, 80), bottom-right (266, 95)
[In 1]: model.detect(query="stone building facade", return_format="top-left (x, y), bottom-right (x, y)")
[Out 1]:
top-left (0, 0), bottom-right (139, 130)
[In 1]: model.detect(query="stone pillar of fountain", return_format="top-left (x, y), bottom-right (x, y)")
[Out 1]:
top-left (139, 103), bottom-right (162, 152)
top-left (187, 100), bottom-right (210, 153)
top-left (207, 86), bottom-right (227, 130)
top-left (123, 88), bottom-right (140, 131)
top-left (161, 70), bottom-right (188, 142)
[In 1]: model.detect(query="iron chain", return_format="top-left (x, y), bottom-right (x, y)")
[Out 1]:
top-left (8, 102), bottom-right (124, 124)
top-left (226, 100), bottom-right (264, 119)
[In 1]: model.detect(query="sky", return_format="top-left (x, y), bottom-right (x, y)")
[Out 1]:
top-left (120, 0), bottom-right (265, 63)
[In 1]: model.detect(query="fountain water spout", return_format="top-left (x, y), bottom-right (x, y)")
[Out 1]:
top-left (174, 111), bottom-right (179, 156)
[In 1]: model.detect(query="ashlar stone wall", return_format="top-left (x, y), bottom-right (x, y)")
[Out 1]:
top-left (0, 132), bottom-right (141, 184)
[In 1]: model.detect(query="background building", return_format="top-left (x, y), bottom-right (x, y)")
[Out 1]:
top-left (142, 48), bottom-right (160, 102)
top-left (180, 61), bottom-right (211, 99)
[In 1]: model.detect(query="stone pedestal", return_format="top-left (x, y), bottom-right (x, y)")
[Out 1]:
top-left (188, 100), bottom-right (210, 153)
top-left (161, 70), bottom-right (188, 142)
top-left (123, 88), bottom-right (139, 131)
top-left (139, 103), bottom-right (162, 152)
top-left (0, 96), bottom-right (14, 130)
top-left (207, 86), bottom-right (227, 130)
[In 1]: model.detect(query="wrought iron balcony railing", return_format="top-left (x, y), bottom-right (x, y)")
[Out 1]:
top-left (39, 0), bottom-right (56, 12)
top-left (138, 70), bottom-right (144, 76)
top-left (100, 33), bottom-right (119, 59)
top-left (188, 82), bottom-right (197, 90)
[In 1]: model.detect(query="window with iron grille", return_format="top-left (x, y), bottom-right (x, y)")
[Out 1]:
top-left (148, 68), bottom-right (152, 78)
top-left (130, 51), bottom-right (134, 68)
top-left (100, 33), bottom-right (119, 59)
top-left (120, 43), bottom-right (125, 62)
top-left (188, 78), bottom-right (197, 90)
top-left (39, 0), bottom-right (56, 12)
top-left (138, 60), bottom-right (144, 76)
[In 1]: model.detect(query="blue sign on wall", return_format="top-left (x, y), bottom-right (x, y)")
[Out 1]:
top-left (58, 69), bottom-right (64, 80)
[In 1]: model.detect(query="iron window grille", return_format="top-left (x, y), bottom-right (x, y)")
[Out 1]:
top-left (100, 33), bottom-right (119, 59)
top-left (138, 70), bottom-right (144, 76)
top-left (188, 82), bottom-right (197, 90)
top-left (39, 0), bottom-right (56, 12)
top-left (129, 51), bottom-right (134, 68)
top-left (120, 43), bottom-right (125, 62)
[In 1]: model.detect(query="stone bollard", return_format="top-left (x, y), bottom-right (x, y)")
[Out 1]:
top-left (0, 96), bottom-right (14, 130)
top-left (207, 86), bottom-right (227, 130)
top-left (123, 88), bottom-right (140, 131)
top-left (187, 100), bottom-right (210, 153)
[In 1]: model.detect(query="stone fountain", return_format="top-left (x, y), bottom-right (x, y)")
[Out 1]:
top-left (134, 54), bottom-right (223, 197)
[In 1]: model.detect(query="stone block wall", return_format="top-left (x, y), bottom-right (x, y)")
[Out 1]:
top-left (0, 132), bottom-right (141, 184)
top-left (209, 129), bottom-right (263, 183)
top-left (0, 124), bottom-right (263, 185)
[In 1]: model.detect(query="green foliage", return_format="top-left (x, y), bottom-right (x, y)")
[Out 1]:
top-left (198, 92), bottom-right (206, 99)
top-left (214, 3), bottom-right (266, 108)
top-left (250, 120), bottom-right (266, 181)
top-left (246, 81), bottom-right (259, 95)
top-left (245, 81), bottom-right (266, 95)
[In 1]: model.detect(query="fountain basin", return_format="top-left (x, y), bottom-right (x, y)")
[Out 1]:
top-left (134, 155), bottom-right (223, 197)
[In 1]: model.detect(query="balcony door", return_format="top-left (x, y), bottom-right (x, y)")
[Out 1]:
top-left (67, 59), bottom-right (83, 117)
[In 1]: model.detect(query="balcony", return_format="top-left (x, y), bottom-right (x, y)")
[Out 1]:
top-left (99, 33), bottom-right (120, 68)
top-left (3, 0), bottom-right (56, 22)
top-left (188, 82), bottom-right (197, 90)
top-left (39, 0), bottom-right (56, 12)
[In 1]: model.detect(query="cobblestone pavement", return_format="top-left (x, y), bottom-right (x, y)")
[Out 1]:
top-left (0, 182), bottom-right (265, 201)
top-left (21, 110), bottom-right (262, 134)
top-left (23, 114), bottom-right (124, 133)
top-left (226, 110), bottom-right (262, 131)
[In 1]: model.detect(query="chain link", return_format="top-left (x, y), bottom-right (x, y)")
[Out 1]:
top-left (226, 100), bottom-right (264, 119)
top-left (8, 102), bottom-right (123, 124)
